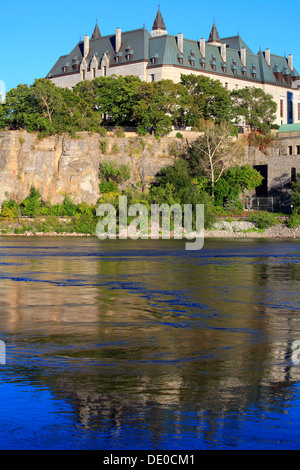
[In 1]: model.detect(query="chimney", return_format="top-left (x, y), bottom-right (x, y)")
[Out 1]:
top-left (116, 28), bottom-right (121, 53)
top-left (265, 48), bottom-right (270, 66)
top-left (221, 43), bottom-right (226, 63)
top-left (84, 35), bottom-right (89, 58)
top-left (177, 33), bottom-right (184, 54)
top-left (200, 38), bottom-right (205, 58)
top-left (288, 54), bottom-right (294, 71)
top-left (241, 47), bottom-right (246, 67)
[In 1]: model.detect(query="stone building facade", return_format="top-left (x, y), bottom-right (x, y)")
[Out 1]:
top-left (47, 8), bottom-right (300, 127)
top-left (246, 124), bottom-right (300, 209)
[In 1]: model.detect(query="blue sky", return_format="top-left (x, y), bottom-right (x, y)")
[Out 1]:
top-left (1, 0), bottom-right (299, 92)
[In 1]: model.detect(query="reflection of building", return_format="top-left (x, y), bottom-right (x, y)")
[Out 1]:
top-left (47, 8), bottom-right (300, 127)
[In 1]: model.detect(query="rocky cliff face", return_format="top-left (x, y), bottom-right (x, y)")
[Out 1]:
top-left (0, 131), bottom-right (190, 205)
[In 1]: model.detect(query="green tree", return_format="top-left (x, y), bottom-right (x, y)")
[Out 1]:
top-left (2, 84), bottom-right (40, 131)
top-left (214, 165), bottom-right (263, 206)
top-left (75, 75), bottom-right (142, 127)
top-left (188, 120), bottom-right (245, 196)
top-left (31, 78), bottom-right (63, 124)
top-left (290, 174), bottom-right (300, 212)
top-left (180, 74), bottom-right (235, 126)
top-left (231, 86), bottom-right (277, 133)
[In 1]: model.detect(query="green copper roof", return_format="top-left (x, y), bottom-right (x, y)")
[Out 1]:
top-left (278, 123), bottom-right (300, 133)
top-left (47, 19), bottom-right (300, 87)
top-left (221, 35), bottom-right (254, 55)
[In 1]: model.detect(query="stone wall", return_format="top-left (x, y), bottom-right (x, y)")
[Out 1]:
top-left (245, 136), bottom-right (300, 206)
top-left (0, 130), bottom-right (192, 205)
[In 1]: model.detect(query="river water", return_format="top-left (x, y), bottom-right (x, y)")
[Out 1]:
top-left (0, 236), bottom-right (300, 450)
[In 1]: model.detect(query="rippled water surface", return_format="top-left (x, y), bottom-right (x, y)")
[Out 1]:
top-left (0, 236), bottom-right (300, 449)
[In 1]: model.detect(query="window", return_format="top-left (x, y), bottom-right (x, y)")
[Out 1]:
top-left (150, 74), bottom-right (155, 82)
top-left (190, 59), bottom-right (195, 67)
top-left (151, 57), bottom-right (158, 64)
top-left (115, 56), bottom-right (120, 63)
top-left (92, 68), bottom-right (96, 79)
top-left (251, 72), bottom-right (256, 79)
top-left (297, 146), bottom-right (300, 155)
top-left (82, 70), bottom-right (86, 80)
top-left (288, 146), bottom-right (293, 155)
top-left (178, 57), bottom-right (183, 64)
top-left (200, 61), bottom-right (206, 69)
top-left (242, 70), bottom-right (247, 77)
top-left (126, 54), bottom-right (132, 60)
top-left (103, 66), bottom-right (107, 77)
top-left (235, 84), bottom-right (239, 90)
top-left (280, 99), bottom-right (284, 118)
top-left (224, 82), bottom-right (228, 89)
top-left (291, 167), bottom-right (297, 182)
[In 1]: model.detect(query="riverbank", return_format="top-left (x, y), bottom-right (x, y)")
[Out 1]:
top-left (1, 220), bottom-right (300, 238)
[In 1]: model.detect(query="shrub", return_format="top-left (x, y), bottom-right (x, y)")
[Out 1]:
top-left (1, 199), bottom-right (19, 219)
top-left (115, 126), bottom-right (125, 138)
top-left (20, 186), bottom-right (43, 216)
top-left (248, 211), bottom-right (279, 229)
top-left (62, 195), bottom-right (78, 216)
top-left (100, 161), bottom-right (130, 184)
top-left (99, 181), bottom-right (119, 193)
top-left (287, 211), bottom-right (300, 228)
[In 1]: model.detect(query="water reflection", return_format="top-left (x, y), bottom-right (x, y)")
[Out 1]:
top-left (0, 237), bottom-right (300, 449)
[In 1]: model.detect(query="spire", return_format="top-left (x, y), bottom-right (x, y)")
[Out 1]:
top-left (151, 6), bottom-right (167, 37)
top-left (152, 6), bottom-right (166, 31)
top-left (91, 21), bottom-right (101, 39)
top-left (207, 20), bottom-right (221, 44)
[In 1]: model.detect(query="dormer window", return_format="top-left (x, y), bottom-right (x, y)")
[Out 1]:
top-left (150, 53), bottom-right (158, 64)
top-left (115, 52), bottom-right (122, 63)
top-left (177, 53), bottom-right (184, 64)
top-left (200, 59), bottom-right (206, 69)
top-left (221, 62), bottom-right (227, 73)
top-left (188, 55), bottom-right (195, 66)
top-left (126, 54), bottom-right (132, 61)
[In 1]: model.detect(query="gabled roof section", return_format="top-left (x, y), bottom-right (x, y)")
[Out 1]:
top-left (221, 35), bottom-right (254, 55)
top-left (91, 21), bottom-right (101, 39)
top-left (207, 21), bottom-right (221, 43)
top-left (47, 28), bottom-right (151, 77)
top-left (152, 7), bottom-right (166, 31)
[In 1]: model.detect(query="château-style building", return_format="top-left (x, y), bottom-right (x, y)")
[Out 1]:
top-left (47, 8), bottom-right (300, 127)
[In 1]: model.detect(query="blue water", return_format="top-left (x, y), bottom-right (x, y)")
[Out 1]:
top-left (0, 236), bottom-right (300, 449)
